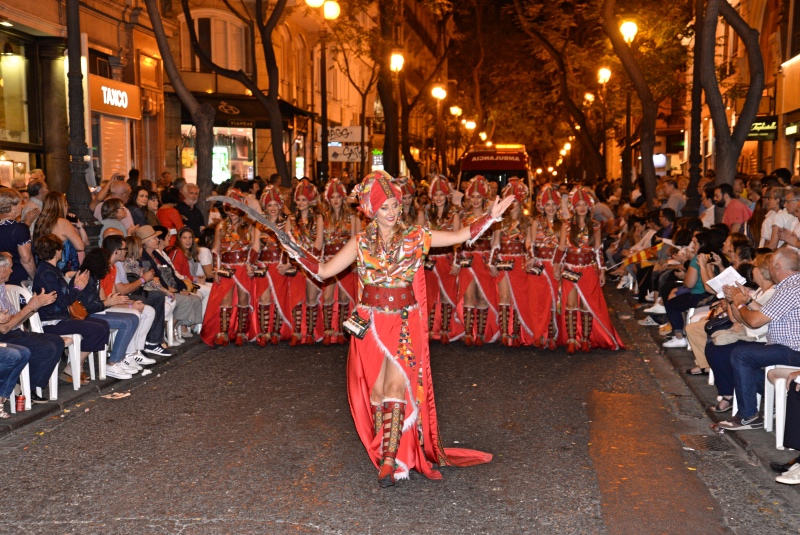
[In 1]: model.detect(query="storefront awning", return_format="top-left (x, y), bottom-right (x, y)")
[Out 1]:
top-left (181, 94), bottom-right (315, 129)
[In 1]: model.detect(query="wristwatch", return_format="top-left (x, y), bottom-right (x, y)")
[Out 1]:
top-left (745, 297), bottom-right (754, 306)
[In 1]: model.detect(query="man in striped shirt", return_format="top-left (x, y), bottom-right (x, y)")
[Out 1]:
top-left (719, 247), bottom-right (800, 430)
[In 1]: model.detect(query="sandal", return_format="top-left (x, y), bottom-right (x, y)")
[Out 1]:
top-left (712, 396), bottom-right (733, 413)
top-left (0, 398), bottom-right (9, 419)
top-left (685, 367), bottom-right (709, 376)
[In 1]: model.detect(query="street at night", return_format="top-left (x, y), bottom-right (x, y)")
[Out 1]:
top-left (1, 291), bottom-right (798, 534)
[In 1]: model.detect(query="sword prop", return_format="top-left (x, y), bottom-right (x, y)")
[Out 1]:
top-left (207, 195), bottom-right (305, 258)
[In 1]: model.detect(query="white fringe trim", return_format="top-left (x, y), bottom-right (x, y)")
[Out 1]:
top-left (265, 269), bottom-right (291, 326)
top-left (573, 284), bottom-right (620, 350)
top-left (505, 272), bottom-right (534, 337)
top-left (393, 459), bottom-right (410, 481)
top-left (465, 216), bottom-right (499, 247)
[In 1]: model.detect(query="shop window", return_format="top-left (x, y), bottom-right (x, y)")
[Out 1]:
top-left (180, 11), bottom-right (251, 75)
top-left (89, 50), bottom-right (112, 79)
top-left (0, 33), bottom-right (31, 144)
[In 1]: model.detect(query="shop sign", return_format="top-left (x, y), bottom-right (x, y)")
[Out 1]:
top-left (747, 115), bottom-right (778, 140)
top-left (328, 145), bottom-right (363, 162)
top-left (228, 120), bottom-right (255, 128)
top-left (89, 74), bottom-right (142, 120)
top-left (786, 123), bottom-right (799, 137)
top-left (316, 126), bottom-right (364, 143)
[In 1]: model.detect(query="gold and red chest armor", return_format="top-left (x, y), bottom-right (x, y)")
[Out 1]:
top-left (219, 220), bottom-right (252, 265)
top-left (322, 213), bottom-right (352, 259)
top-left (291, 214), bottom-right (318, 252)
top-left (534, 216), bottom-right (559, 261)
top-left (564, 220), bottom-right (599, 266)
top-left (427, 208), bottom-right (457, 256)
top-left (258, 219), bottom-right (286, 263)
top-left (499, 218), bottom-right (528, 256)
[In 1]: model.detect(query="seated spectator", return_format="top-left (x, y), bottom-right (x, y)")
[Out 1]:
top-left (145, 190), bottom-right (161, 227)
top-left (0, 342), bottom-right (31, 417)
top-left (22, 179), bottom-right (48, 227)
top-left (92, 176), bottom-right (136, 234)
top-left (761, 186), bottom-right (799, 249)
top-left (128, 186), bottom-right (151, 228)
top-left (704, 255), bottom-right (773, 411)
top-left (715, 183), bottom-right (752, 233)
top-left (0, 252), bottom-right (64, 402)
top-left (75, 248), bottom-right (142, 379)
top-left (140, 226), bottom-right (202, 339)
top-left (156, 188), bottom-right (184, 248)
top-left (98, 198), bottom-right (129, 245)
top-left (32, 191), bottom-right (89, 273)
top-left (176, 183), bottom-right (205, 237)
top-left (778, 187), bottom-right (800, 250)
top-left (100, 235), bottom-right (165, 362)
top-left (700, 186), bottom-right (716, 228)
top-left (170, 227), bottom-right (212, 318)
top-left (716, 247), bottom-right (800, 430)
top-left (31, 234), bottom-right (110, 385)
top-left (662, 231), bottom-right (718, 348)
top-left (661, 178), bottom-right (686, 216)
top-left (0, 188), bottom-right (35, 284)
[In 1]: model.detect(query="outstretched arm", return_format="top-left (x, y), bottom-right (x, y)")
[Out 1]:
top-left (430, 196), bottom-right (513, 248)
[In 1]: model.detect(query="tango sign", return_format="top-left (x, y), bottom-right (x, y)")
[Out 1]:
top-left (747, 115), bottom-right (778, 140)
top-left (89, 74), bottom-right (142, 120)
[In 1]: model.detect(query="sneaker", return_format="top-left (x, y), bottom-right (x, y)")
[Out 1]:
top-left (131, 352), bottom-right (156, 365)
top-left (121, 358), bottom-right (142, 373)
top-left (31, 393), bottom-right (49, 404)
top-left (717, 414), bottom-right (764, 431)
top-left (658, 324), bottom-right (672, 335)
top-left (662, 336), bottom-right (687, 348)
top-left (776, 463), bottom-right (800, 484)
top-left (644, 303), bottom-right (666, 315)
top-left (638, 316), bottom-right (660, 327)
top-left (144, 344), bottom-right (174, 357)
top-left (645, 291), bottom-right (655, 302)
top-left (616, 275), bottom-right (631, 290)
top-left (106, 362), bottom-right (133, 380)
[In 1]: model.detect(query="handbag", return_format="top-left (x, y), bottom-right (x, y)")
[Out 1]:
top-left (704, 313), bottom-right (733, 335)
top-left (68, 300), bottom-right (88, 320)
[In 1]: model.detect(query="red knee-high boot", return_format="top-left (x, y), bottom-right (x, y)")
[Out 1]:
top-left (440, 303), bottom-right (452, 345)
top-left (463, 307), bottom-right (475, 346)
top-left (475, 307), bottom-right (488, 346)
top-left (566, 309), bottom-right (579, 354)
top-left (289, 304), bottom-right (303, 347)
top-left (256, 304), bottom-right (271, 347)
top-left (581, 310), bottom-right (593, 352)
top-left (322, 303), bottom-right (334, 345)
top-left (234, 306), bottom-right (250, 346)
top-left (377, 400), bottom-right (405, 488)
top-left (215, 307), bottom-right (233, 346)
top-left (499, 305), bottom-right (511, 346)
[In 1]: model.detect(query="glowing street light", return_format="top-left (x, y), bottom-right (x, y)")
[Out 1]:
top-left (323, 0), bottom-right (341, 20)
top-left (620, 20), bottom-right (638, 44)
top-left (450, 105), bottom-right (462, 117)
top-left (597, 67), bottom-right (611, 85)
top-left (390, 49), bottom-right (404, 73)
top-left (306, 0), bottom-right (324, 7)
top-left (431, 84), bottom-right (447, 101)
top-left (559, 149), bottom-right (567, 156)
top-left (547, 166), bottom-right (554, 172)
top-left (479, 132), bottom-right (488, 141)
top-left (584, 92), bottom-right (595, 104)
top-left (564, 142), bottom-right (571, 151)
top-left (536, 168), bottom-right (543, 175)
top-left (464, 120), bottom-right (477, 131)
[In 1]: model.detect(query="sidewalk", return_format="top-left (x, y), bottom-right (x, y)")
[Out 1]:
top-left (614, 287), bottom-right (799, 475)
top-left (0, 338), bottom-right (205, 438)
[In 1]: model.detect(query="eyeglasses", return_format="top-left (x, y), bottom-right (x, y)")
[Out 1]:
top-left (119, 248), bottom-right (128, 251)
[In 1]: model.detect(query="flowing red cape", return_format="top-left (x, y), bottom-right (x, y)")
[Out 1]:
top-left (526, 262), bottom-right (561, 346)
top-left (424, 255), bottom-right (465, 341)
top-left (200, 265), bottom-right (257, 345)
top-left (347, 268), bottom-right (492, 481)
top-left (456, 252), bottom-right (500, 343)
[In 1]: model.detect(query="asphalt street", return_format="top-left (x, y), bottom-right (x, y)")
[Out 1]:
top-left (0, 290), bottom-right (799, 534)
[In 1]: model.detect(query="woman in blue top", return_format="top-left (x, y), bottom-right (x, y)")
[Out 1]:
top-left (663, 231), bottom-right (717, 348)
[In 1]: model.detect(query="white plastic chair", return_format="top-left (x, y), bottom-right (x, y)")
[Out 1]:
top-left (5, 285), bottom-right (84, 397)
top-left (708, 369), bottom-right (715, 386)
top-left (8, 364), bottom-right (31, 413)
top-left (764, 365), bottom-right (800, 449)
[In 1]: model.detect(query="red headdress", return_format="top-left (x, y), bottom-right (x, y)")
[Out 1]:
top-left (260, 185), bottom-right (283, 208)
top-left (324, 178), bottom-right (347, 201)
top-left (465, 175), bottom-right (490, 198)
top-left (227, 188), bottom-right (247, 204)
top-left (536, 183), bottom-right (561, 212)
top-left (357, 170), bottom-right (402, 219)
top-left (395, 177), bottom-right (416, 197)
top-left (428, 175), bottom-right (451, 196)
top-left (294, 178), bottom-right (318, 204)
top-left (567, 186), bottom-right (595, 212)
top-left (502, 178), bottom-right (529, 204)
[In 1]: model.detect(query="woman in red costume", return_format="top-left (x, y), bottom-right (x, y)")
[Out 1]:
top-left (456, 175), bottom-right (499, 345)
top-left (319, 179), bottom-right (360, 345)
top-left (252, 185), bottom-right (293, 346)
top-left (423, 175), bottom-right (463, 343)
top-left (526, 183), bottom-right (563, 349)
top-left (273, 170), bottom-right (509, 487)
top-left (200, 189), bottom-right (258, 346)
top-left (554, 186), bottom-right (624, 354)
top-left (489, 178), bottom-right (534, 347)
top-left (284, 179), bottom-right (323, 346)
top-left (398, 179), bottom-right (424, 226)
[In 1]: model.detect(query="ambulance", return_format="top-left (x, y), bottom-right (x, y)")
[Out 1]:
top-left (457, 144), bottom-right (531, 192)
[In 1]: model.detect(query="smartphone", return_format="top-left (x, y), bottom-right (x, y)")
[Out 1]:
top-left (66, 214), bottom-right (78, 223)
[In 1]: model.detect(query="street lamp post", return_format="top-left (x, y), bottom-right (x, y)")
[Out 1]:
top-left (307, 0), bottom-right (340, 184)
top-left (390, 49), bottom-right (404, 175)
top-left (449, 105), bottom-right (462, 164)
top-left (597, 67), bottom-right (611, 180)
top-left (431, 83), bottom-right (447, 175)
top-left (620, 20), bottom-right (638, 198)
top-left (66, 0), bottom-right (92, 221)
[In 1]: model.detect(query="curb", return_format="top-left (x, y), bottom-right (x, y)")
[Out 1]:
top-left (0, 338), bottom-right (208, 438)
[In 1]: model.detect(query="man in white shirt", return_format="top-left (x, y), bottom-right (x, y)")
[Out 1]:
top-left (761, 186), bottom-right (799, 249)
top-left (777, 188), bottom-right (800, 250)
top-left (93, 179), bottom-right (136, 231)
top-left (661, 178), bottom-right (686, 216)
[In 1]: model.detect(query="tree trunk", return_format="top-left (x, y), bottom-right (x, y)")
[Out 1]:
top-left (684, 0), bottom-right (704, 218)
top-left (360, 92), bottom-right (369, 179)
top-left (602, 0), bottom-right (658, 208)
top-left (376, 0), bottom-right (399, 176)
top-left (700, 0), bottom-right (764, 186)
top-left (398, 74), bottom-right (423, 183)
top-left (145, 0), bottom-right (215, 214)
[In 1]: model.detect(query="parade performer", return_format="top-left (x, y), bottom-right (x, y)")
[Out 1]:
top-left (489, 178), bottom-right (534, 346)
top-left (319, 179), bottom-right (360, 345)
top-left (423, 176), bottom-right (463, 343)
top-left (284, 179), bottom-right (323, 346)
top-left (398, 178), bottom-right (424, 226)
top-left (200, 189), bottom-right (258, 346)
top-left (555, 186), bottom-right (624, 354)
top-left (456, 175), bottom-right (499, 345)
top-left (253, 186), bottom-right (293, 346)
top-left (267, 170), bottom-right (508, 486)
top-left (527, 183), bottom-right (563, 349)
